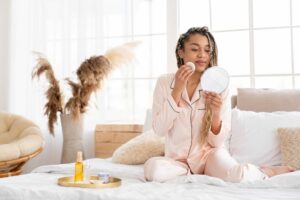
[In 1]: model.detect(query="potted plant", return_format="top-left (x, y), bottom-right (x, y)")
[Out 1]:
top-left (32, 42), bottom-right (139, 163)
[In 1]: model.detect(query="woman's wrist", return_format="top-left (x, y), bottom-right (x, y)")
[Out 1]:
top-left (211, 115), bottom-right (222, 134)
top-left (171, 89), bottom-right (182, 106)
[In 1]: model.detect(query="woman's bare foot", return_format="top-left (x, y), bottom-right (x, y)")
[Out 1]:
top-left (260, 166), bottom-right (295, 177)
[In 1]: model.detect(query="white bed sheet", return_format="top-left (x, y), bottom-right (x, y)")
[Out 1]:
top-left (0, 158), bottom-right (300, 200)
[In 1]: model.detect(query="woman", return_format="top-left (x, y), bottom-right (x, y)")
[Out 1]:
top-left (144, 27), bottom-right (293, 183)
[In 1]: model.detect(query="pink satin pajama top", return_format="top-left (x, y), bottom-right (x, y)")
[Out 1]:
top-left (152, 73), bottom-right (231, 174)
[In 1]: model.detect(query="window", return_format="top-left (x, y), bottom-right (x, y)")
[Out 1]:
top-left (294, 28), bottom-right (300, 73)
top-left (9, 0), bottom-right (167, 124)
top-left (179, 0), bottom-right (299, 94)
top-left (100, 0), bottom-right (167, 123)
top-left (9, 0), bottom-right (300, 125)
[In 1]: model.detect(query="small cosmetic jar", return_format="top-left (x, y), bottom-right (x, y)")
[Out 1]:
top-left (98, 172), bottom-right (110, 184)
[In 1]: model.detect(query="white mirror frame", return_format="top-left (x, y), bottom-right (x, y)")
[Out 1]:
top-left (201, 66), bottom-right (229, 93)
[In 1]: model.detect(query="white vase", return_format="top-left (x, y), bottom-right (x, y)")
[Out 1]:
top-left (60, 113), bottom-right (85, 164)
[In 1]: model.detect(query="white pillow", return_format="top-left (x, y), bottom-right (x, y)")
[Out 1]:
top-left (229, 109), bottom-right (300, 166)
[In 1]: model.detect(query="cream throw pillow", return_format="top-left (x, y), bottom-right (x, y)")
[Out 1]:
top-left (278, 128), bottom-right (300, 170)
top-left (112, 129), bottom-right (165, 165)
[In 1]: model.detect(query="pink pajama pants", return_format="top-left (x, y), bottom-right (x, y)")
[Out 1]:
top-left (144, 148), bottom-right (268, 183)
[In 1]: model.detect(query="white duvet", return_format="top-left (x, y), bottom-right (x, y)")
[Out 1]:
top-left (0, 158), bottom-right (300, 200)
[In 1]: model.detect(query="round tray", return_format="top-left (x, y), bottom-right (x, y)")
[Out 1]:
top-left (57, 176), bottom-right (121, 188)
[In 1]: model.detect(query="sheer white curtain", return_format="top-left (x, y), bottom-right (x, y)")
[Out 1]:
top-left (7, 0), bottom-right (167, 172)
top-left (9, 0), bottom-right (107, 117)
top-left (0, 0), bottom-right (10, 111)
top-left (8, 0), bottom-right (108, 171)
top-left (8, 0), bottom-right (168, 133)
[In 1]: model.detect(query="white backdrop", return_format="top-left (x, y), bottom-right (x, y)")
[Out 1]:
top-left (2, 0), bottom-right (112, 172)
top-left (2, 0), bottom-right (157, 172)
top-left (2, 0), bottom-right (300, 173)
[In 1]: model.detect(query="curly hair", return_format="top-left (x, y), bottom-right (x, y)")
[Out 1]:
top-left (175, 26), bottom-right (218, 145)
top-left (175, 26), bottom-right (218, 68)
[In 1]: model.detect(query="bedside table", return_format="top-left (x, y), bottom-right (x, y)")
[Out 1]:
top-left (95, 124), bottom-right (143, 158)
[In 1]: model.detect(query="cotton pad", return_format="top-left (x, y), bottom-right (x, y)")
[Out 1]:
top-left (186, 62), bottom-right (195, 71)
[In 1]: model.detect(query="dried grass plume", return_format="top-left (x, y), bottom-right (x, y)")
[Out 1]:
top-left (32, 53), bottom-right (64, 135)
top-left (32, 41), bottom-right (139, 135)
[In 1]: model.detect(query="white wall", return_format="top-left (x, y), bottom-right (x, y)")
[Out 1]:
top-left (0, 0), bottom-right (10, 111)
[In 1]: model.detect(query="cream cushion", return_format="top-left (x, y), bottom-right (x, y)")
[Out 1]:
top-left (112, 129), bottom-right (164, 165)
top-left (0, 112), bottom-right (44, 161)
top-left (236, 88), bottom-right (300, 111)
top-left (278, 128), bottom-right (300, 170)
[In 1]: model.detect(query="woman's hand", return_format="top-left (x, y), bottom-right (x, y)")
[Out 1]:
top-left (203, 91), bottom-right (222, 115)
top-left (203, 91), bottom-right (222, 134)
top-left (171, 65), bottom-right (194, 105)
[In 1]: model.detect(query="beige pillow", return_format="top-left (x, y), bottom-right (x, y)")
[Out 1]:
top-left (112, 129), bottom-right (165, 165)
top-left (237, 88), bottom-right (300, 112)
top-left (278, 128), bottom-right (300, 170)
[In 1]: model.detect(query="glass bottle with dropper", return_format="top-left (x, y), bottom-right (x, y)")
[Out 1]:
top-left (74, 151), bottom-right (84, 182)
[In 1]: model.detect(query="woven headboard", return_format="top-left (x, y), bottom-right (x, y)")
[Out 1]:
top-left (231, 88), bottom-right (300, 111)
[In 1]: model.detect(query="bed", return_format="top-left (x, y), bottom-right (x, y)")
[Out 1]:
top-left (1, 88), bottom-right (300, 200)
top-left (1, 158), bottom-right (300, 200)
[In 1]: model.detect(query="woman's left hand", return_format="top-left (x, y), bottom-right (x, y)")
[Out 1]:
top-left (203, 91), bottom-right (223, 134)
top-left (203, 91), bottom-right (222, 117)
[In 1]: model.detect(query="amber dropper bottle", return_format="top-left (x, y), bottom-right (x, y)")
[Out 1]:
top-left (74, 151), bottom-right (84, 182)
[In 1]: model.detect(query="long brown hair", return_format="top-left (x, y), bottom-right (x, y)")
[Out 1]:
top-left (175, 26), bottom-right (218, 145)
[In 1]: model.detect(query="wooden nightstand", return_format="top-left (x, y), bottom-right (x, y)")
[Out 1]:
top-left (95, 124), bottom-right (143, 158)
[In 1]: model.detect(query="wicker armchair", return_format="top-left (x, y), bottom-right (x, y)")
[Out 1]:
top-left (0, 112), bottom-right (43, 177)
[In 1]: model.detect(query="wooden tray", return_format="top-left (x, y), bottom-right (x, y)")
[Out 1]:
top-left (57, 176), bottom-right (121, 188)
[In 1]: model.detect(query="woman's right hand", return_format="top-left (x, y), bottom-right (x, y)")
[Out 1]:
top-left (171, 65), bottom-right (194, 105)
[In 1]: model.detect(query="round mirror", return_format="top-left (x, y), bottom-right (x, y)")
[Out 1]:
top-left (201, 66), bottom-right (229, 93)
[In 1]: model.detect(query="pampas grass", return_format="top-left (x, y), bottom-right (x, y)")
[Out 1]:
top-left (32, 54), bottom-right (64, 135)
top-left (104, 41), bottom-right (140, 68)
top-left (32, 42), bottom-right (139, 135)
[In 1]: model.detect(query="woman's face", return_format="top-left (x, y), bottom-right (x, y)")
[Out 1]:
top-left (179, 34), bottom-right (211, 73)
